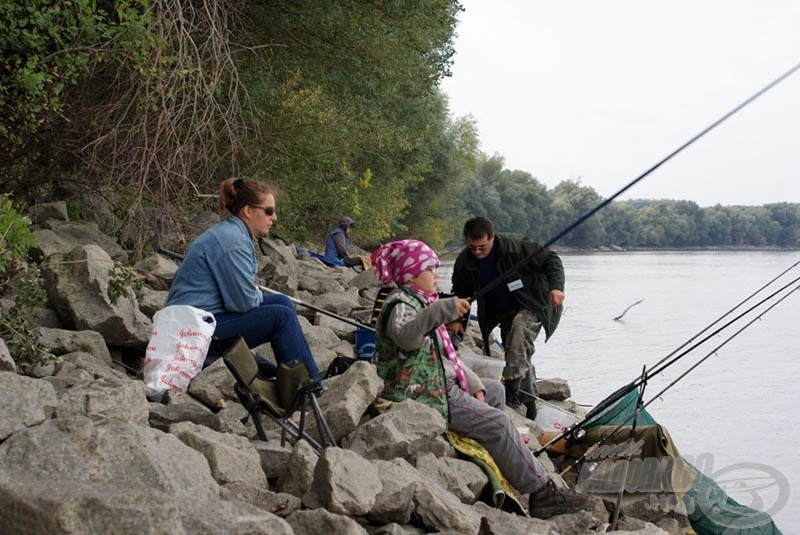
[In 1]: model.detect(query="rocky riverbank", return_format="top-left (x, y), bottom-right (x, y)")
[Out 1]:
top-left (0, 202), bottom-right (693, 534)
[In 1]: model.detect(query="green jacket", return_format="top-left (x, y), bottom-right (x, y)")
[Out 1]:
top-left (374, 289), bottom-right (449, 421)
top-left (451, 233), bottom-right (564, 354)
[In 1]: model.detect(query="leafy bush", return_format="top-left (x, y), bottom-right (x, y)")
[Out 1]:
top-left (0, 195), bottom-right (35, 288)
top-left (0, 269), bottom-right (54, 366)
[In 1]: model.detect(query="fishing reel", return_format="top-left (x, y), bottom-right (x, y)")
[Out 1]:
top-left (564, 427), bottom-right (586, 447)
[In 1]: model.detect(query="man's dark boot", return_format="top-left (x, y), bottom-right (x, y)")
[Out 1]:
top-left (520, 370), bottom-right (538, 419)
top-left (528, 480), bottom-right (591, 519)
top-left (504, 383), bottom-right (521, 410)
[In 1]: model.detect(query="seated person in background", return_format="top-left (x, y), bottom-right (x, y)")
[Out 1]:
top-left (324, 216), bottom-right (363, 267)
top-left (166, 177), bottom-right (321, 382)
top-left (371, 239), bottom-right (589, 519)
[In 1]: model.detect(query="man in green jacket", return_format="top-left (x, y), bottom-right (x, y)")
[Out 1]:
top-left (451, 217), bottom-right (565, 418)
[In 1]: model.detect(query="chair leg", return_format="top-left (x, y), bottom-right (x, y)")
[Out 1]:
top-left (251, 411), bottom-right (270, 442)
top-left (234, 387), bottom-right (270, 442)
top-left (307, 389), bottom-right (336, 448)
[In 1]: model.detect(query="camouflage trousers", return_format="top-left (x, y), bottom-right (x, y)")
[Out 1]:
top-left (499, 309), bottom-right (542, 411)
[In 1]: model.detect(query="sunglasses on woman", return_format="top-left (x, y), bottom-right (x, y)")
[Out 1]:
top-left (249, 204), bottom-right (276, 216)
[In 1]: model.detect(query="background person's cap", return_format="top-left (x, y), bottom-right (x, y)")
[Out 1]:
top-left (339, 216), bottom-right (354, 228)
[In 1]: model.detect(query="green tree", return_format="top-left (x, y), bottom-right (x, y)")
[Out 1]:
top-left (550, 180), bottom-right (605, 247)
top-left (403, 109), bottom-right (480, 248)
top-left (3, 0), bottom-right (467, 253)
top-left (234, 0), bottom-right (464, 245)
top-left (766, 203), bottom-right (800, 246)
top-left (603, 202), bottom-right (639, 247)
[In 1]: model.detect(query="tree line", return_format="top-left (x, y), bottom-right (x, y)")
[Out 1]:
top-left (2, 0), bottom-right (796, 256)
top-left (456, 156), bottom-right (800, 249)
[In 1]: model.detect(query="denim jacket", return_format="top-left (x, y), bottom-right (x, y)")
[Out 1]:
top-left (166, 216), bottom-right (263, 314)
top-left (324, 226), bottom-right (350, 259)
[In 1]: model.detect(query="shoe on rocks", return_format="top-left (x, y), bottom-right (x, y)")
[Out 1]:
top-left (528, 480), bottom-right (591, 519)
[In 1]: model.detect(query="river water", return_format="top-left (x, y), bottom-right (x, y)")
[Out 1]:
top-left (439, 251), bottom-right (798, 529)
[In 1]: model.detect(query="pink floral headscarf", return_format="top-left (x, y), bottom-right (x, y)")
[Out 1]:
top-left (371, 239), bottom-right (440, 287)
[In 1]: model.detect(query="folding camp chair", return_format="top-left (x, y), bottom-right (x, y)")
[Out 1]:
top-left (218, 337), bottom-right (336, 454)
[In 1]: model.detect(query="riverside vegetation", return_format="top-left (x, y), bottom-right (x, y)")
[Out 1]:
top-left (0, 200), bottom-right (699, 534)
top-left (3, 1), bottom-right (799, 255)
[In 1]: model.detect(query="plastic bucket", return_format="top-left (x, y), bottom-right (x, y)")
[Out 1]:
top-left (355, 328), bottom-right (376, 362)
top-left (458, 351), bottom-right (505, 380)
top-left (535, 400), bottom-right (580, 454)
top-left (535, 400), bottom-right (579, 432)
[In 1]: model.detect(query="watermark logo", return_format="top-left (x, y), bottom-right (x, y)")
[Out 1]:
top-left (575, 448), bottom-right (790, 529)
top-left (686, 455), bottom-right (791, 530)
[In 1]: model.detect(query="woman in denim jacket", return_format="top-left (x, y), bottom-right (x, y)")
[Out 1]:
top-left (167, 177), bottom-right (321, 381)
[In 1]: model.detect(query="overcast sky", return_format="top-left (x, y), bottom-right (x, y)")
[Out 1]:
top-left (440, 1), bottom-right (800, 207)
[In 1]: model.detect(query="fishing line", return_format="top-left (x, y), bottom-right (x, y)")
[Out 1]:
top-left (645, 258), bottom-right (800, 372)
top-left (644, 262), bottom-right (800, 381)
top-left (642, 282), bottom-right (800, 410)
top-left (643, 273), bottom-right (800, 384)
top-left (542, 279), bottom-right (800, 460)
top-left (470, 61), bottom-right (800, 303)
top-left (536, 273), bottom-right (800, 455)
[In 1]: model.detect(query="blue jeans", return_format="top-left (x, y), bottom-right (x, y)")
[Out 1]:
top-left (210, 293), bottom-right (321, 381)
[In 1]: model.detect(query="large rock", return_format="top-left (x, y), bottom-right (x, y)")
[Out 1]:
top-left (257, 238), bottom-right (299, 294)
top-left (369, 458), bottom-right (421, 525)
top-left (0, 417), bottom-right (220, 502)
top-left (473, 501), bottom-right (559, 534)
top-left (55, 351), bottom-right (129, 382)
top-left (0, 371), bottom-right (58, 440)
top-left (277, 439), bottom-right (319, 497)
top-left (33, 221), bottom-right (129, 263)
top-left (221, 482), bottom-right (303, 519)
top-left (56, 376), bottom-right (150, 426)
top-left (0, 339), bottom-right (15, 372)
top-left (310, 361), bottom-right (383, 442)
top-left (134, 253), bottom-right (180, 281)
top-left (343, 400), bottom-right (451, 461)
top-left (302, 447), bottom-right (382, 516)
top-left (35, 327), bottom-right (112, 365)
top-left (286, 507), bottom-right (369, 535)
top-left (309, 287), bottom-right (361, 315)
top-left (0, 469), bottom-right (184, 534)
top-left (41, 244), bottom-right (151, 347)
top-left (298, 270), bottom-right (347, 294)
top-left (148, 398), bottom-right (222, 432)
top-left (28, 201), bottom-right (68, 224)
top-left (414, 453), bottom-right (486, 504)
top-left (186, 356), bottom-right (236, 409)
top-left (180, 497), bottom-right (295, 535)
top-left (170, 421), bottom-right (268, 489)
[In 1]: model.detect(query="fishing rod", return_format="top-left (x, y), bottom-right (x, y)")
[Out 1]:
top-left (156, 246), bottom-right (375, 332)
top-left (555, 280), bottom-right (800, 475)
top-left (535, 271), bottom-right (800, 456)
top-left (470, 61), bottom-right (800, 304)
top-left (259, 286), bottom-right (374, 332)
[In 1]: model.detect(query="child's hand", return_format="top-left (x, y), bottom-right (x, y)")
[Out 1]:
top-left (455, 298), bottom-right (470, 317)
top-left (473, 390), bottom-right (485, 402)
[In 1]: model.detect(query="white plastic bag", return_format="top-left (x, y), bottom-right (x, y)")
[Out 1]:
top-left (143, 305), bottom-right (216, 401)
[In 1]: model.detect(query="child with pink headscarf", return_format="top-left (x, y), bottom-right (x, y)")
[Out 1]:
top-left (371, 239), bottom-right (590, 519)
